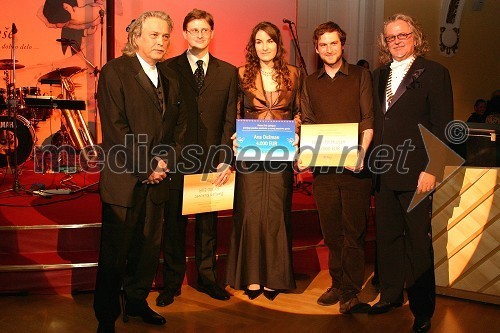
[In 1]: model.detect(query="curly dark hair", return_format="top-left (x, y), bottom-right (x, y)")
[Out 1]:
top-left (241, 21), bottom-right (292, 91)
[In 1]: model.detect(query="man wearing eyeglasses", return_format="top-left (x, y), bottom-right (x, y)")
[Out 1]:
top-left (156, 8), bottom-right (237, 306)
top-left (369, 14), bottom-right (453, 333)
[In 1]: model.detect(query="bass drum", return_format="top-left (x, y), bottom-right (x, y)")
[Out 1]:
top-left (0, 115), bottom-right (35, 167)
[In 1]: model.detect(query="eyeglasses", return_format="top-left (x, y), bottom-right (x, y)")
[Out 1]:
top-left (186, 28), bottom-right (212, 36)
top-left (384, 32), bottom-right (413, 43)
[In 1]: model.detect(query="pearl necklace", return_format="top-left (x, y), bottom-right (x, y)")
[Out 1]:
top-left (260, 69), bottom-right (274, 76)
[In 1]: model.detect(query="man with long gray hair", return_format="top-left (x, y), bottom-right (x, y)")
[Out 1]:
top-left (369, 14), bottom-right (453, 333)
top-left (93, 10), bottom-right (186, 333)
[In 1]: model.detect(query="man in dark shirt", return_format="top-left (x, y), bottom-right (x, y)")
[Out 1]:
top-left (300, 21), bottom-right (374, 314)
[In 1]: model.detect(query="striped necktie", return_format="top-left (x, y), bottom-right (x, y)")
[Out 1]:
top-left (386, 69), bottom-right (393, 105)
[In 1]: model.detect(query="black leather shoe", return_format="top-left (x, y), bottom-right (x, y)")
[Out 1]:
top-left (317, 287), bottom-right (340, 306)
top-left (413, 317), bottom-right (431, 333)
top-left (368, 300), bottom-right (403, 315)
top-left (245, 287), bottom-right (263, 300)
top-left (125, 303), bottom-right (166, 325)
top-left (339, 296), bottom-right (371, 314)
top-left (197, 284), bottom-right (230, 300)
top-left (156, 288), bottom-right (181, 307)
top-left (97, 322), bottom-right (115, 333)
top-left (263, 289), bottom-right (280, 301)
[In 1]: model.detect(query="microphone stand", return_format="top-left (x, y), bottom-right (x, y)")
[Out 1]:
top-left (284, 20), bottom-right (311, 195)
top-left (95, 9), bottom-right (105, 143)
top-left (284, 20), bottom-right (308, 76)
top-left (8, 23), bottom-right (21, 193)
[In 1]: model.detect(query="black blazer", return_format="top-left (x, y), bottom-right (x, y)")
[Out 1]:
top-left (162, 52), bottom-right (238, 178)
top-left (98, 55), bottom-right (186, 207)
top-left (371, 56), bottom-right (453, 191)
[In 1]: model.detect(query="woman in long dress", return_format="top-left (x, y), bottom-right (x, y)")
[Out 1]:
top-left (226, 21), bottom-right (301, 301)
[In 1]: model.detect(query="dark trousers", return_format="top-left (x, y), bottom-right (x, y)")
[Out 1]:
top-left (161, 190), bottom-right (186, 292)
top-left (94, 189), bottom-right (164, 323)
top-left (313, 172), bottom-right (371, 301)
top-left (375, 180), bottom-right (436, 319)
top-left (195, 211), bottom-right (219, 286)
top-left (161, 191), bottom-right (219, 290)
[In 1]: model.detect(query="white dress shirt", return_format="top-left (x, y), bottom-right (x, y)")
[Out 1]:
top-left (136, 53), bottom-right (159, 88)
top-left (186, 49), bottom-right (209, 75)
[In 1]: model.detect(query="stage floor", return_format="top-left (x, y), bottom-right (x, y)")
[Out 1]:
top-left (1, 268), bottom-right (498, 333)
top-left (1, 158), bottom-right (341, 295)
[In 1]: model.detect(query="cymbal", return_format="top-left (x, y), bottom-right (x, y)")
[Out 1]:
top-left (0, 59), bottom-right (19, 63)
top-left (0, 62), bottom-right (25, 70)
top-left (39, 66), bottom-right (84, 85)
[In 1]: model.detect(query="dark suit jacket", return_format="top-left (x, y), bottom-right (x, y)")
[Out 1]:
top-left (371, 56), bottom-right (453, 191)
top-left (98, 55), bottom-right (186, 207)
top-left (162, 52), bottom-right (238, 183)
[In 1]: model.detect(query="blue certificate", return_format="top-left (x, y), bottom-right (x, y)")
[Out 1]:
top-left (236, 119), bottom-right (296, 161)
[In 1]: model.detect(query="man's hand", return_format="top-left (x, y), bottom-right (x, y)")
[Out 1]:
top-left (344, 162), bottom-right (363, 172)
top-left (212, 163), bottom-right (232, 187)
top-left (142, 159), bottom-right (169, 184)
top-left (143, 170), bottom-right (167, 184)
top-left (417, 171), bottom-right (436, 194)
top-left (345, 148), bottom-right (365, 172)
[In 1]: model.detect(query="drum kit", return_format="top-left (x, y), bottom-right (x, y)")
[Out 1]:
top-left (1, 60), bottom-right (51, 125)
top-left (0, 58), bottom-right (97, 172)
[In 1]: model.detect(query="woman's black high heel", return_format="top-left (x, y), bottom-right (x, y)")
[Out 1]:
top-left (263, 289), bottom-right (280, 301)
top-left (245, 287), bottom-right (263, 300)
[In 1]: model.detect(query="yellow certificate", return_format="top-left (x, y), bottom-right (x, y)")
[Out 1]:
top-left (182, 172), bottom-right (236, 215)
top-left (299, 123), bottom-right (359, 167)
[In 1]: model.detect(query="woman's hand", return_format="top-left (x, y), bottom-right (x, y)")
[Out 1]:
top-left (231, 132), bottom-right (239, 156)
